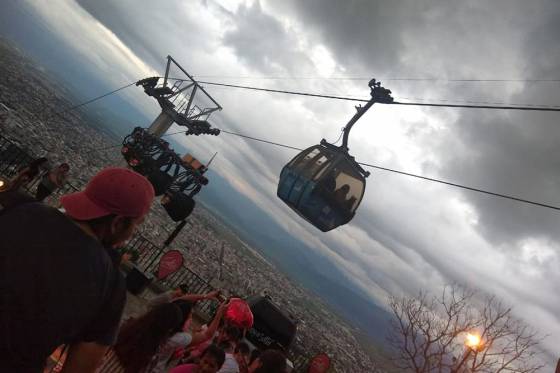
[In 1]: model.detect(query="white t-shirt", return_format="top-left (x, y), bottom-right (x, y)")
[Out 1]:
top-left (147, 332), bottom-right (193, 373)
top-left (218, 353), bottom-right (239, 373)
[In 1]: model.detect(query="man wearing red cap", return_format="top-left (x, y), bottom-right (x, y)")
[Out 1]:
top-left (0, 167), bottom-right (155, 372)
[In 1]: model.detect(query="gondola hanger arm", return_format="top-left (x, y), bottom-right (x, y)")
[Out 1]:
top-left (340, 79), bottom-right (394, 151)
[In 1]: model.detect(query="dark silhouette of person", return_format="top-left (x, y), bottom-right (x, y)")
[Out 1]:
top-left (320, 170), bottom-right (337, 192)
top-left (334, 184), bottom-right (350, 205)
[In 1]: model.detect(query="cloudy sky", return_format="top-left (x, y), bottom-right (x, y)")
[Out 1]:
top-left (3, 0), bottom-right (559, 362)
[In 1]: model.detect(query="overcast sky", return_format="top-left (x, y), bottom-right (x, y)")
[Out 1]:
top-left (9, 0), bottom-right (560, 362)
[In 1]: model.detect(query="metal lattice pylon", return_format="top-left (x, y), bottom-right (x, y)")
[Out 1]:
top-left (137, 55), bottom-right (222, 138)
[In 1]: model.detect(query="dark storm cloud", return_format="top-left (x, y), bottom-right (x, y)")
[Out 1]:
top-left (268, 0), bottom-right (560, 245)
top-left (433, 2), bottom-right (560, 245)
top-left (221, 1), bottom-right (315, 75)
top-left (264, 0), bottom-right (415, 77)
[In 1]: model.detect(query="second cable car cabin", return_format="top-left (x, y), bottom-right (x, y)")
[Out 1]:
top-left (277, 79), bottom-right (393, 231)
top-left (278, 140), bottom-right (369, 232)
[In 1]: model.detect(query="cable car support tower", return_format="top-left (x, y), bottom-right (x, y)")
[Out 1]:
top-left (122, 56), bottom-right (223, 241)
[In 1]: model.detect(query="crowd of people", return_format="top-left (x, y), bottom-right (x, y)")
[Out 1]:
top-left (0, 164), bottom-right (288, 373)
top-left (0, 156), bottom-right (70, 201)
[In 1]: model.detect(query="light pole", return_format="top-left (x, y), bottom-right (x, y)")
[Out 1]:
top-left (451, 332), bottom-right (483, 373)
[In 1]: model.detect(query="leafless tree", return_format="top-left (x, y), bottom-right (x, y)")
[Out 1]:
top-left (386, 285), bottom-right (544, 373)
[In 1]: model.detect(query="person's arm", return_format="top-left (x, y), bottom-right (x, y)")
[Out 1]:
top-left (178, 289), bottom-right (220, 302)
top-left (59, 342), bottom-right (108, 373)
top-left (147, 290), bottom-right (175, 307)
top-left (10, 167), bottom-right (31, 188)
top-left (190, 301), bottom-right (228, 346)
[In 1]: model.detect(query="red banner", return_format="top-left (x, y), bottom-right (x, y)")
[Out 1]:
top-left (157, 250), bottom-right (184, 279)
top-left (308, 353), bottom-right (331, 373)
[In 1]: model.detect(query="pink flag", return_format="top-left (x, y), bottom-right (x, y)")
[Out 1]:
top-left (157, 250), bottom-right (184, 279)
top-left (308, 353), bottom-right (331, 373)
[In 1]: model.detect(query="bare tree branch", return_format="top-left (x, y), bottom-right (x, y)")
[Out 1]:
top-left (386, 284), bottom-right (544, 373)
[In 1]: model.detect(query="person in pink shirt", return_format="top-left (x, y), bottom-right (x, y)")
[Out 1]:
top-left (171, 344), bottom-right (225, 373)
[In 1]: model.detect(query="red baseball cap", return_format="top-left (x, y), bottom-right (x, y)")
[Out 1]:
top-left (61, 167), bottom-right (155, 220)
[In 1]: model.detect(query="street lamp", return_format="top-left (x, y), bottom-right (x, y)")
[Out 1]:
top-left (465, 333), bottom-right (482, 350)
top-left (452, 332), bottom-right (484, 373)
top-left (0, 177), bottom-right (10, 193)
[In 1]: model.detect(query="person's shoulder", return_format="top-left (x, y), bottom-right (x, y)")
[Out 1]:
top-left (0, 201), bottom-right (71, 234)
top-left (2, 200), bottom-right (62, 219)
top-left (0, 192), bottom-right (39, 211)
top-left (171, 331), bottom-right (193, 345)
top-left (222, 354), bottom-right (240, 368)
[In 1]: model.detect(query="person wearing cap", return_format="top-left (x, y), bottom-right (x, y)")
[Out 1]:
top-left (0, 167), bottom-right (155, 372)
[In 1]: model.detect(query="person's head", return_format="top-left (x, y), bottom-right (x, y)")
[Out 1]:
top-left (58, 163), bottom-right (70, 173)
top-left (249, 349), bottom-right (286, 373)
top-left (161, 191), bottom-right (172, 205)
top-left (171, 299), bottom-right (194, 332)
top-left (178, 283), bottom-right (189, 294)
top-left (198, 344), bottom-right (226, 373)
top-left (115, 302), bottom-right (184, 372)
top-left (338, 184), bottom-right (350, 194)
top-left (29, 157), bottom-right (48, 170)
top-left (218, 325), bottom-right (242, 345)
top-left (218, 340), bottom-right (234, 354)
top-left (60, 167), bottom-right (154, 247)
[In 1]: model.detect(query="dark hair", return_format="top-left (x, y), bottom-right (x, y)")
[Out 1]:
top-left (202, 344), bottom-right (226, 369)
top-left (114, 303), bottom-right (184, 373)
top-left (224, 325), bottom-right (242, 342)
top-left (235, 341), bottom-right (250, 355)
top-left (171, 299), bottom-right (194, 332)
top-left (254, 349), bottom-right (286, 373)
top-left (25, 157), bottom-right (48, 178)
top-left (29, 157), bottom-right (48, 169)
top-left (178, 283), bottom-right (189, 294)
top-left (218, 340), bottom-right (234, 352)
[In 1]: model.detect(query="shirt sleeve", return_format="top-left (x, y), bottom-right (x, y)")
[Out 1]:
top-left (77, 271), bottom-right (126, 346)
top-left (147, 290), bottom-right (174, 308)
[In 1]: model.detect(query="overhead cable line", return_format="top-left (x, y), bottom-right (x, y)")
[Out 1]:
top-left (194, 75), bottom-right (560, 83)
top-left (83, 126), bottom-right (560, 212)
top-left (197, 80), bottom-right (560, 112)
top-left (219, 129), bottom-right (303, 151)
top-left (214, 129), bottom-right (560, 212)
top-left (396, 96), bottom-right (560, 108)
top-left (101, 127), bottom-right (558, 212)
top-left (56, 79), bottom-right (560, 210)
top-left (83, 128), bottom-right (190, 154)
top-left (44, 81), bottom-right (137, 120)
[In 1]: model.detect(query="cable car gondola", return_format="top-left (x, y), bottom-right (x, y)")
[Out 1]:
top-left (277, 79), bottom-right (393, 232)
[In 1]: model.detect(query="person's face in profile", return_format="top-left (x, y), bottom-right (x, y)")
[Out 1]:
top-left (198, 354), bottom-right (221, 373)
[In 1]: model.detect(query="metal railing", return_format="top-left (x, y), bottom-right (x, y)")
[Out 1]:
top-left (125, 234), bottom-right (218, 320)
top-left (0, 133), bottom-right (81, 199)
